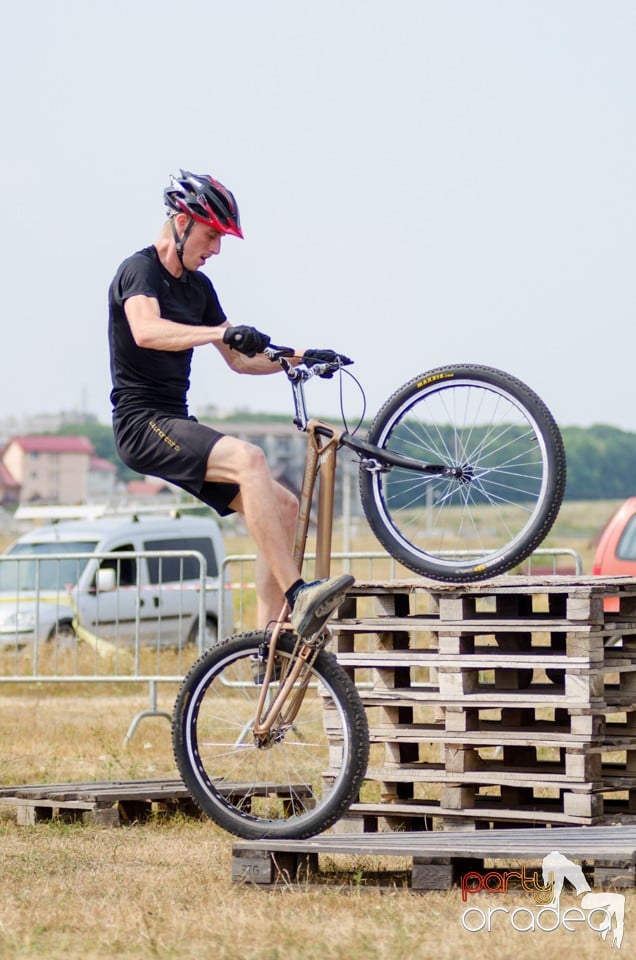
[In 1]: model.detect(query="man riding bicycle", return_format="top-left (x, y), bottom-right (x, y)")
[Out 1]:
top-left (108, 169), bottom-right (353, 637)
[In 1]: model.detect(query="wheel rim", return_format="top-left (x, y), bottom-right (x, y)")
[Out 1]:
top-left (181, 642), bottom-right (354, 830)
top-left (370, 378), bottom-right (553, 572)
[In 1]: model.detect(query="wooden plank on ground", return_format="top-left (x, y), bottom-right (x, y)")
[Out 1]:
top-left (0, 779), bottom-right (312, 827)
top-left (232, 824), bottom-right (636, 890)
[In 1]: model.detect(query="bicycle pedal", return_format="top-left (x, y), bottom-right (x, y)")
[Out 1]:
top-left (300, 625), bottom-right (332, 649)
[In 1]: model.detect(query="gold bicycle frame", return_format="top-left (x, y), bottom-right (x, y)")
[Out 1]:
top-left (252, 417), bottom-right (344, 738)
top-left (294, 419), bottom-right (343, 579)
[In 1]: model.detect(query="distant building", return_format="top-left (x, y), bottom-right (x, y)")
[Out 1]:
top-left (0, 461), bottom-right (20, 505)
top-left (1, 435), bottom-right (95, 504)
top-left (87, 456), bottom-right (118, 501)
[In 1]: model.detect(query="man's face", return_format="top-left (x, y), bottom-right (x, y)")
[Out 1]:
top-left (179, 218), bottom-right (222, 270)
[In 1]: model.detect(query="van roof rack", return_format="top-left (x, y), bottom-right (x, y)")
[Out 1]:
top-left (14, 501), bottom-right (204, 523)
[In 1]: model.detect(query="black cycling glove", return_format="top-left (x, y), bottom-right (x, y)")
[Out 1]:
top-left (303, 349), bottom-right (352, 377)
top-left (222, 325), bottom-right (271, 357)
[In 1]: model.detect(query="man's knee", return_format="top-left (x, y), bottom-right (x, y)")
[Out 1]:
top-left (236, 442), bottom-right (270, 481)
top-left (278, 484), bottom-right (299, 527)
top-left (209, 437), bottom-right (268, 480)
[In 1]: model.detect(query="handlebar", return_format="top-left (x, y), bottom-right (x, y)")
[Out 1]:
top-left (260, 344), bottom-right (361, 433)
top-left (264, 344), bottom-right (353, 381)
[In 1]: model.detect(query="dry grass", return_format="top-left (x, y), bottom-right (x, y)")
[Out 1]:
top-left (0, 692), bottom-right (633, 958)
top-left (1, 797), bottom-right (633, 958)
top-left (2, 821), bottom-right (626, 960)
top-left (0, 500), bottom-right (633, 959)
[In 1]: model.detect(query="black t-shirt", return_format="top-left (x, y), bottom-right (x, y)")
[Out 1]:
top-left (108, 245), bottom-right (226, 416)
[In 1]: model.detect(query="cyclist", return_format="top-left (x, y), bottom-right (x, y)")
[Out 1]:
top-left (108, 169), bottom-right (353, 637)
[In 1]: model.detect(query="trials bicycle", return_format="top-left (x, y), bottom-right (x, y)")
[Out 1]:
top-left (172, 349), bottom-right (566, 839)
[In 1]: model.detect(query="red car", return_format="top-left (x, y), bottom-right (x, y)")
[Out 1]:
top-left (592, 497), bottom-right (636, 611)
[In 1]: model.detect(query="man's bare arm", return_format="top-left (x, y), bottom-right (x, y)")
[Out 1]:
top-left (124, 295), bottom-right (225, 350)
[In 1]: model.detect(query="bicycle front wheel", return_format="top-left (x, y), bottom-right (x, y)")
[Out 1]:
top-left (359, 364), bottom-right (566, 582)
top-left (172, 631), bottom-right (369, 839)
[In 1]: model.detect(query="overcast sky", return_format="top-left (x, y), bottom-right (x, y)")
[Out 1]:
top-left (2, 1), bottom-right (634, 431)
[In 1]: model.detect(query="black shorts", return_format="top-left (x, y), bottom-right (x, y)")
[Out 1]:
top-left (113, 410), bottom-right (240, 516)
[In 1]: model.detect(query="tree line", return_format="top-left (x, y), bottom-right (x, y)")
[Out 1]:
top-left (558, 425), bottom-right (636, 500)
top-left (59, 421), bottom-right (636, 502)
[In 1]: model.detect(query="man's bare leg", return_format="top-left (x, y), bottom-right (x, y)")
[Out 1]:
top-left (206, 435), bottom-right (353, 639)
top-left (205, 436), bottom-right (300, 628)
top-left (239, 494), bottom-right (298, 628)
top-left (255, 543), bottom-right (291, 628)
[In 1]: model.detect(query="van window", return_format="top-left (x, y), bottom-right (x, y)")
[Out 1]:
top-left (616, 516), bottom-right (636, 561)
top-left (1, 541), bottom-right (98, 590)
top-left (97, 544), bottom-right (137, 587)
top-left (143, 537), bottom-right (218, 583)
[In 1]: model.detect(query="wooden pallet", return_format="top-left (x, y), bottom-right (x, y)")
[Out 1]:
top-left (0, 779), bottom-right (312, 827)
top-left (329, 575), bottom-right (636, 831)
top-left (232, 823), bottom-right (636, 891)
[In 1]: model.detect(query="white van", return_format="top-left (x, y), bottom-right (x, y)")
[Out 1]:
top-left (0, 513), bottom-right (233, 649)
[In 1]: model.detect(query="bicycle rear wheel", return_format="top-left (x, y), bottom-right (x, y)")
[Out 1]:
top-left (172, 631), bottom-right (369, 839)
top-left (359, 364), bottom-right (566, 582)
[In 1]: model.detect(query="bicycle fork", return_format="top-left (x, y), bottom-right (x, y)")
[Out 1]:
top-left (251, 618), bottom-right (325, 746)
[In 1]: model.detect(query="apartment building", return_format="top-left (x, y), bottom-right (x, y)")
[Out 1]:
top-left (1, 435), bottom-right (95, 504)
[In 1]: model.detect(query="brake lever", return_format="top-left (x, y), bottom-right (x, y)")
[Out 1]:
top-left (264, 344), bottom-right (295, 361)
top-left (315, 355), bottom-right (354, 378)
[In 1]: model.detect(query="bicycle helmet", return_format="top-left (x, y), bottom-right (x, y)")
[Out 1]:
top-left (164, 170), bottom-right (243, 239)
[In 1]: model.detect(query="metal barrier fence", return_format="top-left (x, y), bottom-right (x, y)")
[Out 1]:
top-left (0, 549), bottom-right (226, 741)
top-left (0, 545), bottom-right (582, 740)
top-left (219, 546), bottom-right (584, 638)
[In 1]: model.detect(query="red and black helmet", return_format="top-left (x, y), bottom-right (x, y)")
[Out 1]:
top-left (164, 170), bottom-right (243, 238)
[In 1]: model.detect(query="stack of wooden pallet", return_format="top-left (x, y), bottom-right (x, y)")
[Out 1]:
top-left (330, 575), bottom-right (636, 831)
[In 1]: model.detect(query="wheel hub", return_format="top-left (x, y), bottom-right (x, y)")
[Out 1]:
top-left (254, 726), bottom-right (289, 749)
top-left (449, 463), bottom-right (475, 485)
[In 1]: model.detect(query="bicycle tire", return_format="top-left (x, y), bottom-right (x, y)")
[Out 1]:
top-left (172, 630), bottom-right (369, 839)
top-left (359, 364), bottom-right (566, 582)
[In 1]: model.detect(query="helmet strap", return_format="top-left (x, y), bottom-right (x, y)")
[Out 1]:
top-left (171, 217), bottom-right (195, 266)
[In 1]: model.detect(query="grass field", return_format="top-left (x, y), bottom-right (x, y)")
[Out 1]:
top-left (0, 500), bottom-right (633, 959)
top-left (1, 694), bottom-right (633, 960)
